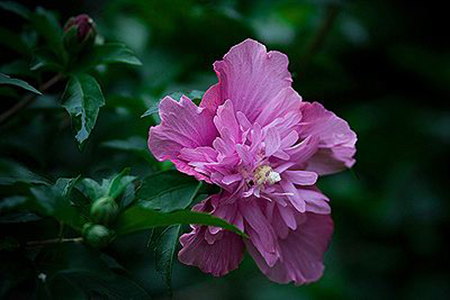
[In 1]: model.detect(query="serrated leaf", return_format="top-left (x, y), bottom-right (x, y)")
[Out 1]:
top-left (154, 225), bottom-right (181, 291)
top-left (0, 1), bottom-right (30, 19)
top-left (138, 170), bottom-right (202, 212)
top-left (0, 73), bottom-right (41, 95)
top-left (114, 205), bottom-right (247, 237)
top-left (61, 74), bottom-right (105, 147)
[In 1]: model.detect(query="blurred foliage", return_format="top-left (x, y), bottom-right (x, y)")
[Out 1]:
top-left (0, 0), bottom-right (449, 299)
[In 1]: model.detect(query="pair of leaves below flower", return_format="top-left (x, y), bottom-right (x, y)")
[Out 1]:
top-left (0, 73), bottom-right (41, 95)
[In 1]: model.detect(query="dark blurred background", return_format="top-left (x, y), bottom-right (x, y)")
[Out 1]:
top-left (1, 0), bottom-right (449, 299)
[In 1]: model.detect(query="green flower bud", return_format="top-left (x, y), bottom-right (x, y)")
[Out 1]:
top-left (82, 223), bottom-right (114, 248)
top-left (63, 14), bottom-right (96, 53)
top-left (90, 196), bottom-right (119, 225)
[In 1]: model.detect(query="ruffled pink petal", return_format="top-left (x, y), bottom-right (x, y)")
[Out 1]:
top-left (214, 99), bottom-right (240, 144)
top-left (178, 227), bottom-right (245, 277)
top-left (246, 213), bottom-right (333, 285)
top-left (239, 199), bottom-right (280, 267)
top-left (148, 95), bottom-right (218, 181)
top-left (200, 39), bottom-right (292, 122)
top-left (255, 87), bottom-right (302, 128)
top-left (299, 102), bottom-right (357, 175)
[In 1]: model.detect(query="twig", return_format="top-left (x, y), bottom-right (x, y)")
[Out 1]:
top-left (0, 73), bottom-right (63, 124)
top-left (26, 237), bottom-right (83, 247)
top-left (299, 4), bottom-right (340, 67)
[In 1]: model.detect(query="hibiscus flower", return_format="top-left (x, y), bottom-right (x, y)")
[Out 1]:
top-left (148, 39), bottom-right (357, 285)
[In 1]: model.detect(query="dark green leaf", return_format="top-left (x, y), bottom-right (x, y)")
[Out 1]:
top-left (138, 170), bottom-right (202, 212)
top-left (30, 7), bottom-right (65, 61)
top-left (154, 225), bottom-right (181, 290)
top-left (61, 74), bottom-right (105, 147)
top-left (140, 103), bottom-right (159, 118)
top-left (0, 1), bottom-right (30, 19)
top-left (102, 136), bottom-right (155, 163)
top-left (141, 90), bottom-right (204, 118)
top-left (168, 90), bottom-right (205, 103)
top-left (0, 159), bottom-right (49, 186)
top-left (0, 212), bottom-right (41, 224)
top-left (77, 178), bottom-right (103, 202)
top-left (30, 177), bottom-right (84, 230)
top-left (106, 168), bottom-right (136, 200)
top-left (114, 205), bottom-right (247, 237)
top-left (30, 48), bottom-right (64, 72)
top-left (0, 27), bottom-right (30, 56)
top-left (80, 43), bottom-right (142, 70)
top-left (0, 73), bottom-right (41, 95)
top-left (0, 196), bottom-right (28, 210)
top-left (77, 170), bottom-right (136, 203)
top-left (35, 243), bottom-right (152, 299)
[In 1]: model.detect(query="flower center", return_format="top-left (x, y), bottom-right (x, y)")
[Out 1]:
top-left (253, 165), bottom-right (281, 186)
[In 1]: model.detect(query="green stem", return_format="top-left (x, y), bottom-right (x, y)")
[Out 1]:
top-left (26, 237), bottom-right (83, 247)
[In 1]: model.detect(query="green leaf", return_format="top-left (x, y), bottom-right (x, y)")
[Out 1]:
top-left (102, 136), bottom-right (155, 164)
top-left (0, 159), bottom-right (49, 186)
top-left (0, 1), bottom-right (30, 19)
top-left (138, 170), bottom-right (202, 212)
top-left (154, 225), bottom-right (181, 290)
top-left (35, 243), bottom-right (152, 299)
top-left (0, 27), bottom-right (31, 56)
top-left (140, 102), bottom-right (159, 118)
top-left (30, 7), bottom-right (65, 61)
top-left (77, 169), bottom-right (136, 203)
top-left (114, 205), bottom-right (247, 237)
top-left (61, 74), bottom-right (105, 147)
top-left (30, 177), bottom-right (84, 230)
top-left (30, 48), bottom-right (64, 72)
top-left (78, 43), bottom-right (142, 71)
top-left (106, 168), bottom-right (136, 200)
top-left (168, 90), bottom-right (205, 103)
top-left (0, 196), bottom-right (28, 211)
top-left (0, 212), bottom-right (41, 224)
top-left (0, 73), bottom-right (41, 95)
top-left (141, 90), bottom-right (205, 118)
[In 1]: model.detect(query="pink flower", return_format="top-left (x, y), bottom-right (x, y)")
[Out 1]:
top-left (148, 39), bottom-right (357, 285)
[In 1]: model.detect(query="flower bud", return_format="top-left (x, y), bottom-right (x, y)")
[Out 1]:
top-left (63, 14), bottom-right (96, 53)
top-left (90, 196), bottom-right (119, 225)
top-left (82, 223), bottom-right (114, 248)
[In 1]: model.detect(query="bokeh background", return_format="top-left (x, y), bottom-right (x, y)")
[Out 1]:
top-left (1, 0), bottom-right (449, 299)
